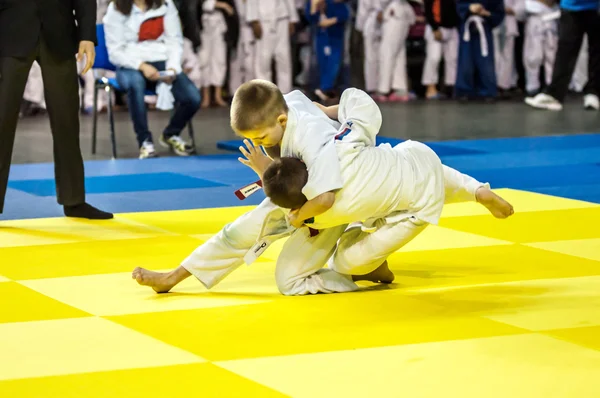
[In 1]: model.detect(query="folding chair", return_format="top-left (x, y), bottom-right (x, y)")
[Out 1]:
top-left (91, 24), bottom-right (196, 158)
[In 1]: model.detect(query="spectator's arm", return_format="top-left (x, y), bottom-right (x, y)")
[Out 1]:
top-left (164, 0), bottom-right (184, 74)
top-left (74, 0), bottom-right (97, 44)
top-left (103, 4), bottom-right (144, 69)
top-left (305, 0), bottom-right (321, 24)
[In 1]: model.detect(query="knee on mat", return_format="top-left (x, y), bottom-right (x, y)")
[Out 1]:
top-left (274, 267), bottom-right (305, 296)
top-left (275, 275), bottom-right (298, 296)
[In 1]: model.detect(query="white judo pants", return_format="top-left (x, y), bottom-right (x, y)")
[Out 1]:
top-left (199, 15), bottom-right (228, 87)
top-left (229, 32), bottom-right (256, 94)
top-left (421, 26), bottom-right (459, 87)
top-left (330, 165), bottom-right (486, 276)
top-left (363, 31), bottom-right (380, 93)
top-left (378, 16), bottom-right (411, 94)
top-left (493, 29), bottom-right (517, 90)
top-left (180, 198), bottom-right (358, 296)
top-left (23, 61), bottom-right (46, 109)
top-left (254, 18), bottom-right (293, 94)
top-left (524, 15), bottom-right (558, 93)
top-left (570, 35), bottom-right (588, 93)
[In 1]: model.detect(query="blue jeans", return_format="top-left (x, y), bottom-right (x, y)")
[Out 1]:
top-left (116, 61), bottom-right (201, 147)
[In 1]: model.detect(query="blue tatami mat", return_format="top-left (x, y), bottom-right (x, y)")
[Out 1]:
top-left (8, 172), bottom-right (226, 197)
top-left (3, 133), bottom-right (600, 220)
top-left (217, 137), bottom-right (486, 157)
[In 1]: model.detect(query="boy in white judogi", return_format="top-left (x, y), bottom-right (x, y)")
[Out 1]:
top-left (493, 0), bottom-right (521, 92)
top-left (199, 0), bottom-right (234, 107)
top-left (133, 80), bottom-right (370, 295)
top-left (374, 0), bottom-right (416, 102)
top-left (246, 0), bottom-right (299, 93)
top-left (229, 0), bottom-right (256, 94)
top-left (262, 90), bottom-right (514, 279)
top-left (421, 0), bottom-right (460, 99)
top-left (358, 0), bottom-right (415, 102)
top-left (522, 0), bottom-right (559, 95)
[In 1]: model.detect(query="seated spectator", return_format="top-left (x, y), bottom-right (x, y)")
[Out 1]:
top-left (103, 0), bottom-right (201, 159)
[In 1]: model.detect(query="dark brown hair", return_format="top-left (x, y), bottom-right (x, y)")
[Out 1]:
top-left (114, 0), bottom-right (165, 16)
top-left (263, 158), bottom-right (309, 210)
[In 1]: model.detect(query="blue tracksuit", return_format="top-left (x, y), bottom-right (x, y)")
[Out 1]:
top-left (455, 0), bottom-right (505, 98)
top-left (305, 0), bottom-right (350, 92)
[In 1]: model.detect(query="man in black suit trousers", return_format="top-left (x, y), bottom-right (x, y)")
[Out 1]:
top-left (0, 0), bottom-right (112, 219)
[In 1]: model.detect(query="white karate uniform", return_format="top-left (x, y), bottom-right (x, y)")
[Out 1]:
top-left (229, 0), bottom-right (256, 94)
top-left (570, 35), bottom-right (588, 93)
top-left (246, 0), bottom-right (298, 93)
top-left (377, 0), bottom-right (415, 94)
top-left (523, 0), bottom-right (559, 93)
top-left (421, 26), bottom-right (459, 87)
top-left (180, 90), bottom-right (359, 295)
top-left (199, 0), bottom-right (228, 87)
top-left (493, 0), bottom-right (520, 90)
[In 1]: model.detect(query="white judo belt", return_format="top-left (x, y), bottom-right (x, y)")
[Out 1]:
top-left (463, 15), bottom-right (488, 57)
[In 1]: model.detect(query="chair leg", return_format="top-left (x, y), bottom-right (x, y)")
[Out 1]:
top-left (188, 122), bottom-right (196, 153)
top-left (91, 85), bottom-right (99, 155)
top-left (106, 86), bottom-right (117, 159)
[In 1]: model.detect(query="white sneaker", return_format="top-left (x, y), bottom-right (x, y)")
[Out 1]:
top-left (139, 140), bottom-right (157, 159)
top-left (584, 94), bottom-right (599, 111)
top-left (159, 135), bottom-right (194, 156)
top-left (525, 93), bottom-right (563, 111)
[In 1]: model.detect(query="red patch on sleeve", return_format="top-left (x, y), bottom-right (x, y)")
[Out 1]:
top-left (138, 16), bottom-right (165, 41)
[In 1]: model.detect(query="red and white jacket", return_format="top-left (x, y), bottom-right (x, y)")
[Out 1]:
top-left (103, 0), bottom-right (184, 73)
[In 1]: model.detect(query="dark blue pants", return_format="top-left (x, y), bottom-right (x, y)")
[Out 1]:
top-left (455, 25), bottom-right (498, 98)
top-left (116, 61), bottom-right (201, 147)
top-left (315, 36), bottom-right (344, 92)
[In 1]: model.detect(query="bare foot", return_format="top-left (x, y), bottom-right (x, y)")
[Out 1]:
top-left (353, 261), bottom-right (395, 284)
top-left (132, 267), bottom-right (177, 293)
top-left (476, 187), bottom-right (514, 219)
top-left (200, 99), bottom-right (211, 109)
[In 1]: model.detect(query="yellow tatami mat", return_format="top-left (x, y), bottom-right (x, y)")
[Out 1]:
top-left (1, 189), bottom-right (599, 397)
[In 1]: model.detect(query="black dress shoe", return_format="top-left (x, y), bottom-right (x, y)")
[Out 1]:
top-left (64, 203), bottom-right (113, 220)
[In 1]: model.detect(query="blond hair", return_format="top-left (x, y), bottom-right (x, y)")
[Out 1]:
top-left (230, 80), bottom-right (289, 132)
